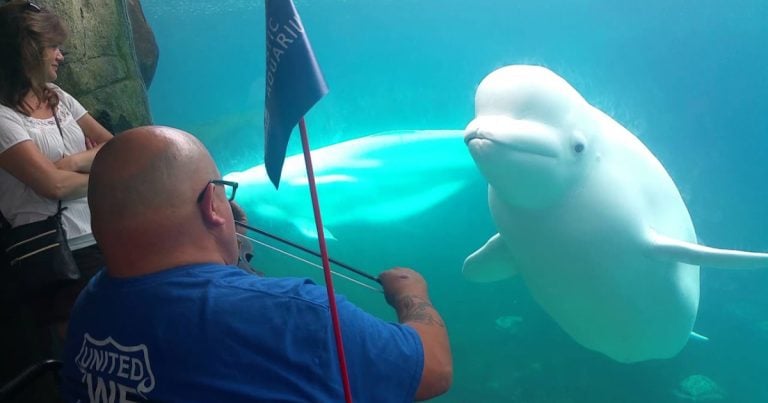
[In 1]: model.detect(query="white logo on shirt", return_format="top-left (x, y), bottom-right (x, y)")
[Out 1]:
top-left (74, 334), bottom-right (156, 402)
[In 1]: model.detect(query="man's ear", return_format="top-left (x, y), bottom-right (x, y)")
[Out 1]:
top-left (198, 184), bottom-right (227, 227)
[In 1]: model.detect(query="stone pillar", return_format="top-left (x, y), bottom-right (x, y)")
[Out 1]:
top-left (127, 0), bottom-right (159, 87)
top-left (48, 0), bottom-right (154, 133)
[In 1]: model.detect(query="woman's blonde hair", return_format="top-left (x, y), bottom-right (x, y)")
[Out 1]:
top-left (0, 1), bottom-right (68, 114)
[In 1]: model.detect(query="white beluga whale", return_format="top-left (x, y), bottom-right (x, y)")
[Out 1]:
top-left (463, 65), bottom-right (768, 363)
top-left (225, 130), bottom-right (482, 245)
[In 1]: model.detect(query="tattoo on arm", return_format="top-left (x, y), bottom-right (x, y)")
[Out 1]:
top-left (395, 295), bottom-right (445, 328)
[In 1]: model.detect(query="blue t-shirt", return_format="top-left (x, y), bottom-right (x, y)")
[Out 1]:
top-left (60, 264), bottom-right (424, 402)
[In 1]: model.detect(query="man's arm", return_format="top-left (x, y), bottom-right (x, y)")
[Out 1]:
top-left (380, 268), bottom-right (453, 400)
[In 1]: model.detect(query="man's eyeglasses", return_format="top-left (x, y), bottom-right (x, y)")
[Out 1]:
top-left (25, 2), bottom-right (42, 12)
top-left (197, 179), bottom-right (238, 203)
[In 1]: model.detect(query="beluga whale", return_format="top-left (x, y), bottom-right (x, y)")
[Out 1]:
top-left (224, 129), bottom-right (480, 244)
top-left (463, 64), bottom-right (768, 363)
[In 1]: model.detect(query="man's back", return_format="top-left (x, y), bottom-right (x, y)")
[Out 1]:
top-left (60, 264), bottom-right (423, 402)
top-left (63, 126), bottom-right (451, 401)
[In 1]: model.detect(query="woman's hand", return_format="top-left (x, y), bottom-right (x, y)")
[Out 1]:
top-left (85, 135), bottom-right (98, 150)
top-left (54, 154), bottom-right (80, 172)
top-left (77, 113), bottom-right (113, 145)
top-left (54, 145), bottom-right (104, 173)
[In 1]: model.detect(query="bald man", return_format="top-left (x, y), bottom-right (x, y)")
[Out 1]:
top-left (59, 126), bottom-right (452, 402)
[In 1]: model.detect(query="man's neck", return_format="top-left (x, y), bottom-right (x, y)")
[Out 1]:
top-left (103, 241), bottom-right (228, 278)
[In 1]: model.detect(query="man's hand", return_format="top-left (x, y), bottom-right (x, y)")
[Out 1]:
top-left (378, 267), bottom-right (452, 400)
top-left (379, 267), bottom-right (428, 308)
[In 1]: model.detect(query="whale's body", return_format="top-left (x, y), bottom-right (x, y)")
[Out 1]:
top-left (463, 65), bottom-right (768, 363)
top-left (225, 130), bottom-right (480, 245)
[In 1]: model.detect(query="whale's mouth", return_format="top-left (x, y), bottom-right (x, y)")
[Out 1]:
top-left (466, 130), bottom-right (559, 159)
top-left (464, 131), bottom-right (483, 144)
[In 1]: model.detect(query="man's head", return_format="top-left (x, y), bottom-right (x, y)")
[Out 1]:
top-left (89, 126), bottom-right (239, 276)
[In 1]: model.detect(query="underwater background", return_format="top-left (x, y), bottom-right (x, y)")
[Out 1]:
top-left (141, 0), bottom-right (767, 401)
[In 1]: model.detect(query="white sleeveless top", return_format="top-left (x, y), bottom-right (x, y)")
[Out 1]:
top-left (0, 85), bottom-right (95, 250)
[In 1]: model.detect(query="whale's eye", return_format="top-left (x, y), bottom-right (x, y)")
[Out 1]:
top-left (571, 131), bottom-right (587, 155)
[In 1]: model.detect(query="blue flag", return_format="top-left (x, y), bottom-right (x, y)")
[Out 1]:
top-left (264, 0), bottom-right (329, 188)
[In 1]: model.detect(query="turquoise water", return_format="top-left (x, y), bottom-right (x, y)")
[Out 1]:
top-left (142, 1), bottom-right (768, 401)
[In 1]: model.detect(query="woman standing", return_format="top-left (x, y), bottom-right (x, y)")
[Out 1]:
top-left (0, 0), bottom-right (113, 362)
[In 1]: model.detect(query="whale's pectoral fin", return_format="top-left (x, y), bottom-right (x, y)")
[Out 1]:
top-left (648, 230), bottom-right (768, 269)
top-left (463, 233), bottom-right (518, 282)
top-left (690, 331), bottom-right (709, 342)
top-left (295, 219), bottom-right (337, 242)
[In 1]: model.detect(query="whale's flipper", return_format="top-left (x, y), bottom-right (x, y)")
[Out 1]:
top-left (463, 233), bottom-right (518, 282)
top-left (689, 331), bottom-right (709, 342)
top-left (295, 219), bottom-right (337, 241)
top-left (649, 231), bottom-right (768, 269)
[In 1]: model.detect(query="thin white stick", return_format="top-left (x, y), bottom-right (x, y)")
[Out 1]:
top-left (237, 233), bottom-right (382, 293)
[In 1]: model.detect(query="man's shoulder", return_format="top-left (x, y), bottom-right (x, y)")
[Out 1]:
top-left (79, 264), bottom-right (344, 331)
top-left (209, 267), bottom-right (331, 308)
top-left (87, 264), bottom-right (326, 300)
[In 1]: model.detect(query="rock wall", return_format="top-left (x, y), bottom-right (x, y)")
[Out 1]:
top-left (127, 0), bottom-right (158, 87)
top-left (47, 0), bottom-right (158, 133)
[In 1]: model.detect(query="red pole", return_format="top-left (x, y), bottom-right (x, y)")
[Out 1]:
top-left (298, 117), bottom-right (354, 403)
